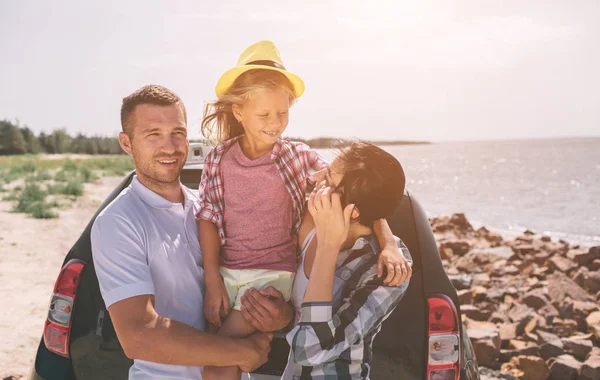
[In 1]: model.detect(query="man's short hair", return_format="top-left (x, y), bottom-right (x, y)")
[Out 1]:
top-left (120, 85), bottom-right (187, 136)
top-left (335, 142), bottom-right (406, 227)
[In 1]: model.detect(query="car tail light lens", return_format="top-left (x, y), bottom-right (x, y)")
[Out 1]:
top-left (43, 259), bottom-right (85, 358)
top-left (427, 295), bottom-right (460, 380)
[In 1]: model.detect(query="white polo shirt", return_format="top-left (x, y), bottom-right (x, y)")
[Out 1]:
top-left (91, 176), bottom-right (205, 380)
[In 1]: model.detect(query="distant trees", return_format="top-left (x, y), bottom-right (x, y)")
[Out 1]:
top-left (0, 119), bottom-right (124, 155)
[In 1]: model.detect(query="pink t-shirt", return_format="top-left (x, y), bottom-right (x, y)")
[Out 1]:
top-left (220, 142), bottom-right (297, 272)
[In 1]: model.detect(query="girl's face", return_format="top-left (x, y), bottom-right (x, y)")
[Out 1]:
top-left (234, 87), bottom-right (291, 148)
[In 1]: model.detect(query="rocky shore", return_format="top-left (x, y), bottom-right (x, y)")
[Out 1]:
top-left (431, 213), bottom-right (600, 380)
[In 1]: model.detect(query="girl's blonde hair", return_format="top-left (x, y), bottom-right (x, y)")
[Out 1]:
top-left (201, 69), bottom-right (297, 143)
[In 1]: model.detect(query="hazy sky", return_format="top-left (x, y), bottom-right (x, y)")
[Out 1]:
top-left (1, 1), bottom-right (599, 142)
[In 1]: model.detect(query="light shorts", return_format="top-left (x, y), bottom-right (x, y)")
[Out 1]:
top-left (219, 267), bottom-right (295, 311)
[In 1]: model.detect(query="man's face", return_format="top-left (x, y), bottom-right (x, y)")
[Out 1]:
top-left (119, 103), bottom-right (188, 186)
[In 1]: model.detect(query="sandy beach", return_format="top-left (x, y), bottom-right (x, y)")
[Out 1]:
top-left (0, 176), bottom-right (122, 379)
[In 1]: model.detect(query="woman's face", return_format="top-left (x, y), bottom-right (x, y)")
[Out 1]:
top-left (234, 87), bottom-right (290, 148)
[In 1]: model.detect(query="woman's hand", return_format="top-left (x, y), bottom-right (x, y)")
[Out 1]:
top-left (377, 246), bottom-right (412, 286)
top-left (204, 276), bottom-right (230, 327)
top-left (307, 186), bottom-right (354, 251)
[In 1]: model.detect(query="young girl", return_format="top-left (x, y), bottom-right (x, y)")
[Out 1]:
top-left (196, 40), bottom-right (411, 379)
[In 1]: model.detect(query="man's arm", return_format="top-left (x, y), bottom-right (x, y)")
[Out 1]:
top-left (109, 294), bottom-right (271, 371)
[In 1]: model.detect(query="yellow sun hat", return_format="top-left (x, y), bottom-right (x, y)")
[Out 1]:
top-left (215, 40), bottom-right (305, 99)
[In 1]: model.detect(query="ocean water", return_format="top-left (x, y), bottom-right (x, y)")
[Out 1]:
top-left (317, 137), bottom-right (600, 245)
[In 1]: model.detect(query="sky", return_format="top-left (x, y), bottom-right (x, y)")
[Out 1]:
top-left (1, 0), bottom-right (599, 142)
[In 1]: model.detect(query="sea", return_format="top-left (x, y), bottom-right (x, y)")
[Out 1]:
top-left (316, 137), bottom-right (600, 246)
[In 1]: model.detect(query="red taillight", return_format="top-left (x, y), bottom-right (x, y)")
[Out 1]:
top-left (43, 259), bottom-right (85, 358)
top-left (427, 295), bottom-right (460, 380)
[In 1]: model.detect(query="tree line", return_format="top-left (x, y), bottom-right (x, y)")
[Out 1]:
top-left (0, 119), bottom-right (123, 155)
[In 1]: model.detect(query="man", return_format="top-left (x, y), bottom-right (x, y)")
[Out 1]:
top-left (91, 85), bottom-right (275, 379)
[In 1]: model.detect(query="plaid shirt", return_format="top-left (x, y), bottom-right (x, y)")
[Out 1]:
top-left (195, 136), bottom-right (328, 244)
top-left (286, 236), bottom-right (412, 379)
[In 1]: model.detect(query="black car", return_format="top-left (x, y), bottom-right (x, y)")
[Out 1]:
top-left (29, 159), bottom-right (479, 380)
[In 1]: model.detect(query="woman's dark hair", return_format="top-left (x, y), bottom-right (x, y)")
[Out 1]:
top-left (334, 142), bottom-right (406, 227)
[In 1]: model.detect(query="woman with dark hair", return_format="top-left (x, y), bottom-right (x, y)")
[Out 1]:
top-left (280, 142), bottom-right (412, 379)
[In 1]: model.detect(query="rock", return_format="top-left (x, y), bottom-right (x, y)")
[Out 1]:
top-left (573, 266), bottom-right (590, 286)
top-left (537, 330), bottom-right (562, 345)
top-left (499, 323), bottom-right (518, 342)
top-left (539, 341), bottom-right (565, 361)
top-left (457, 289), bottom-right (473, 305)
top-left (479, 367), bottom-right (517, 380)
top-left (586, 311), bottom-right (600, 339)
top-left (538, 304), bottom-right (560, 322)
top-left (490, 311), bottom-right (511, 324)
top-left (547, 272), bottom-right (591, 304)
top-left (580, 354), bottom-right (600, 380)
top-left (553, 318), bottom-right (579, 337)
top-left (587, 347), bottom-right (600, 360)
top-left (547, 255), bottom-right (577, 273)
top-left (450, 213), bottom-right (473, 231)
top-left (512, 355), bottom-right (550, 380)
top-left (524, 229), bottom-right (536, 236)
top-left (439, 239), bottom-right (471, 257)
top-left (472, 285), bottom-right (488, 302)
top-left (516, 314), bottom-right (539, 336)
top-left (508, 304), bottom-right (535, 323)
top-left (548, 354), bottom-right (582, 380)
top-left (462, 304), bottom-right (492, 321)
top-left (468, 325), bottom-right (501, 369)
top-left (474, 246), bottom-right (518, 262)
top-left (509, 340), bottom-right (537, 350)
top-left (473, 272), bottom-right (492, 286)
top-left (522, 289), bottom-right (550, 309)
top-left (562, 337), bottom-right (593, 360)
top-left (448, 273), bottom-right (473, 290)
top-left (572, 246), bottom-right (600, 265)
top-left (499, 347), bottom-right (541, 363)
top-left (583, 271), bottom-right (600, 294)
top-left (513, 244), bottom-right (538, 257)
top-left (573, 301), bottom-right (600, 332)
top-left (591, 259), bottom-right (600, 271)
top-left (473, 339), bottom-right (501, 369)
top-left (541, 235), bottom-right (551, 242)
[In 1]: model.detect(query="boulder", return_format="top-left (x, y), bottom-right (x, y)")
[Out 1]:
top-left (499, 323), bottom-right (518, 343)
top-left (490, 311), bottom-right (511, 324)
top-left (583, 271), bottom-right (600, 294)
top-left (562, 337), bottom-right (593, 360)
top-left (457, 289), bottom-right (473, 305)
top-left (547, 354), bottom-right (582, 380)
top-left (580, 354), bottom-right (600, 380)
top-left (547, 255), bottom-right (576, 273)
top-left (479, 367), bottom-right (517, 380)
top-left (539, 341), bottom-right (565, 361)
top-left (472, 285), bottom-right (488, 302)
top-left (511, 355), bottom-right (550, 380)
top-left (547, 272), bottom-right (591, 304)
top-left (439, 239), bottom-right (472, 257)
top-left (448, 273), bottom-right (473, 290)
top-left (462, 304), bottom-right (492, 321)
top-left (552, 318), bottom-right (579, 337)
top-left (521, 289), bottom-right (550, 309)
top-left (508, 304), bottom-right (535, 323)
top-left (499, 347), bottom-right (540, 363)
top-left (586, 311), bottom-right (600, 339)
top-left (573, 301), bottom-right (600, 332)
top-left (571, 246), bottom-right (600, 265)
top-left (468, 325), bottom-right (501, 369)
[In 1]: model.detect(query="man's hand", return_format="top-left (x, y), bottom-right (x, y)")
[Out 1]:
top-left (238, 332), bottom-right (273, 373)
top-left (240, 287), bottom-right (293, 332)
top-left (204, 276), bottom-right (230, 327)
top-left (377, 246), bottom-right (412, 286)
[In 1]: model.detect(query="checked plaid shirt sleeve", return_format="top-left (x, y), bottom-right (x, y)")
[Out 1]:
top-left (287, 261), bottom-right (409, 367)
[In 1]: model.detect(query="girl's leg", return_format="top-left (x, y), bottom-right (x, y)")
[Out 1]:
top-left (202, 310), bottom-right (258, 380)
